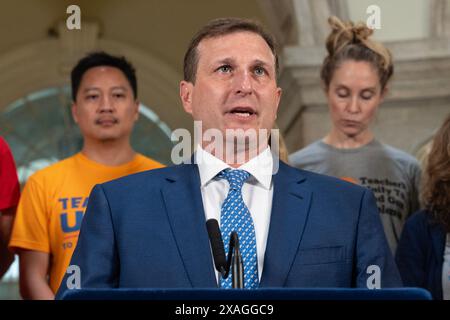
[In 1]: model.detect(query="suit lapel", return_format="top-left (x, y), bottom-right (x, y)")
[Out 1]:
top-left (260, 162), bottom-right (312, 287)
top-left (161, 164), bottom-right (217, 288)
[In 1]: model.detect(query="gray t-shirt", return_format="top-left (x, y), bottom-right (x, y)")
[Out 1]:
top-left (289, 139), bottom-right (421, 254)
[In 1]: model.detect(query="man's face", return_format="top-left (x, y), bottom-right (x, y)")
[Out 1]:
top-left (72, 66), bottom-right (139, 143)
top-left (180, 31), bottom-right (281, 139)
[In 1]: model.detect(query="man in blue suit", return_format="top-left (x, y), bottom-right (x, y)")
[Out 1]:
top-left (57, 17), bottom-right (400, 297)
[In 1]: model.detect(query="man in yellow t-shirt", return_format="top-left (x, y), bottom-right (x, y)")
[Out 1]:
top-left (9, 52), bottom-right (164, 299)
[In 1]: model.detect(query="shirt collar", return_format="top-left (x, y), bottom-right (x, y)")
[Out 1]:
top-left (195, 145), bottom-right (273, 190)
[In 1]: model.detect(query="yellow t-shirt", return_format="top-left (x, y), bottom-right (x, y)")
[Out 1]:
top-left (9, 152), bottom-right (164, 293)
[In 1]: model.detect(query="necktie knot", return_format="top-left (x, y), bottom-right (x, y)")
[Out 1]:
top-left (218, 169), bottom-right (250, 191)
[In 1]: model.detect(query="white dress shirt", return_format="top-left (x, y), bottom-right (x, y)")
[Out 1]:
top-left (195, 146), bottom-right (274, 283)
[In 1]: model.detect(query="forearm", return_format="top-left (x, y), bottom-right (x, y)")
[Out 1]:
top-left (20, 275), bottom-right (55, 300)
top-left (18, 249), bottom-right (55, 300)
top-left (0, 240), bottom-right (14, 278)
top-left (0, 208), bottom-right (15, 278)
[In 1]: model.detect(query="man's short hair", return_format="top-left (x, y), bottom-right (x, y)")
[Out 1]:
top-left (183, 17), bottom-right (279, 83)
top-left (71, 51), bottom-right (137, 101)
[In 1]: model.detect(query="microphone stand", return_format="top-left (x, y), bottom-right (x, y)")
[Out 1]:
top-left (224, 231), bottom-right (244, 288)
top-left (231, 232), bottom-right (244, 288)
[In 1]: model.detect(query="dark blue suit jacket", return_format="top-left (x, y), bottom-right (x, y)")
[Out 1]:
top-left (396, 210), bottom-right (446, 300)
top-left (56, 162), bottom-right (400, 297)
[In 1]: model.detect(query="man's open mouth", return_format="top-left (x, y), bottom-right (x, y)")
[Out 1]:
top-left (228, 107), bottom-right (256, 117)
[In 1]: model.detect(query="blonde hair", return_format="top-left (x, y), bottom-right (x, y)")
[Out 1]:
top-left (321, 16), bottom-right (393, 90)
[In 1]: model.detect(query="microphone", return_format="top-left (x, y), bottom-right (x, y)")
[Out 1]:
top-left (206, 219), bottom-right (227, 277)
top-left (206, 219), bottom-right (244, 288)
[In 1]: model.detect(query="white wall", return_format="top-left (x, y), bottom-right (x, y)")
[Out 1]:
top-left (347, 0), bottom-right (430, 41)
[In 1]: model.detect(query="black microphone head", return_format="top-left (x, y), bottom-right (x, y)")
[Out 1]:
top-left (230, 231), bottom-right (239, 249)
top-left (206, 219), bottom-right (227, 274)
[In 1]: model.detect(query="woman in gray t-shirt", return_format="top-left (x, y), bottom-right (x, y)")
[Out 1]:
top-left (289, 16), bottom-right (421, 254)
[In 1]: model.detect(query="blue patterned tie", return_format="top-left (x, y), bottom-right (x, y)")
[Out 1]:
top-left (218, 169), bottom-right (259, 289)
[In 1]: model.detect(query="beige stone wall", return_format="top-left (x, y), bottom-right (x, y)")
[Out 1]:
top-left (1, 0), bottom-right (448, 155)
top-left (271, 0), bottom-right (450, 158)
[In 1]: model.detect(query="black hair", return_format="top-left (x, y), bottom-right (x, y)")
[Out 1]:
top-left (71, 51), bottom-right (137, 101)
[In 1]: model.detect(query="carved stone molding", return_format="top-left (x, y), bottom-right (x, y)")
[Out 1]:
top-left (283, 37), bottom-right (450, 102)
top-left (257, 0), bottom-right (350, 47)
top-left (257, 0), bottom-right (299, 46)
top-left (53, 20), bottom-right (101, 76)
top-left (430, 0), bottom-right (450, 37)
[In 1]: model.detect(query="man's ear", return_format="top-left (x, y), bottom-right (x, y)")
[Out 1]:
top-left (133, 100), bottom-right (140, 121)
top-left (274, 87), bottom-right (282, 116)
top-left (180, 80), bottom-right (194, 114)
top-left (71, 102), bottom-right (79, 124)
